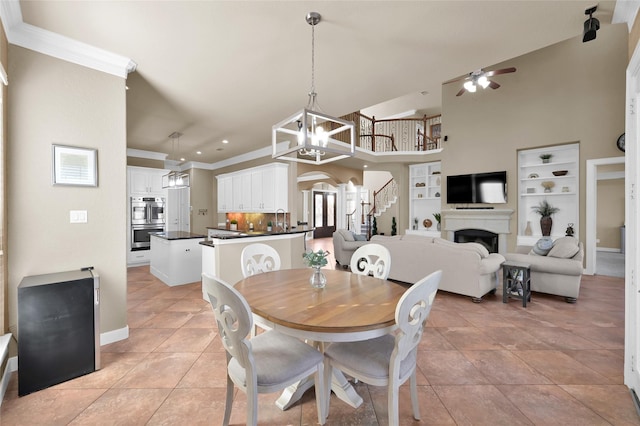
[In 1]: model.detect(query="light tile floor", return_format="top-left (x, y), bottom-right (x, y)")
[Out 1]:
top-left (1, 238), bottom-right (638, 425)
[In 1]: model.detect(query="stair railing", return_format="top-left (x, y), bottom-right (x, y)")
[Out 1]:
top-left (373, 178), bottom-right (398, 216)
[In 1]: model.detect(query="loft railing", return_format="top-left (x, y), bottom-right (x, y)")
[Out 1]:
top-left (341, 112), bottom-right (442, 153)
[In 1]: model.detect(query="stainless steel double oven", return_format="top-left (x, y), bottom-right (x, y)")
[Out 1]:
top-left (131, 197), bottom-right (165, 250)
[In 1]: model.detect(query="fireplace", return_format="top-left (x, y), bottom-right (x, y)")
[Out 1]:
top-left (455, 229), bottom-right (499, 253)
top-left (441, 209), bottom-right (514, 254)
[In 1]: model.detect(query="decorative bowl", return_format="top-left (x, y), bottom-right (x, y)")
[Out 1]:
top-left (423, 218), bottom-right (433, 229)
top-left (552, 170), bottom-right (568, 176)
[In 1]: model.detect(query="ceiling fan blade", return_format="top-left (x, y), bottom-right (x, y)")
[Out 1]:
top-left (488, 80), bottom-right (500, 90)
top-left (456, 88), bottom-right (466, 96)
top-left (484, 67), bottom-right (516, 78)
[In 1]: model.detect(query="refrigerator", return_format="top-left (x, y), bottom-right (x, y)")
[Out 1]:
top-left (17, 268), bottom-right (100, 396)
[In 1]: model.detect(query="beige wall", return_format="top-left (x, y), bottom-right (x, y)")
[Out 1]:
top-left (439, 24), bottom-right (627, 251)
top-left (597, 177), bottom-right (625, 249)
top-left (7, 47), bottom-right (128, 335)
top-left (189, 168), bottom-right (215, 234)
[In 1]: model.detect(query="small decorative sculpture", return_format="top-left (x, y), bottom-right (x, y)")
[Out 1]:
top-left (565, 223), bottom-right (575, 237)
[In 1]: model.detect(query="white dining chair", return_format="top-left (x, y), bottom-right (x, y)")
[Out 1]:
top-left (202, 273), bottom-right (326, 426)
top-left (240, 243), bottom-right (282, 278)
top-left (323, 270), bottom-right (442, 426)
top-left (349, 243), bottom-right (392, 279)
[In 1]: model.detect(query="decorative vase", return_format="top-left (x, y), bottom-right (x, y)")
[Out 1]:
top-left (524, 221), bottom-right (533, 236)
top-left (309, 266), bottom-right (326, 288)
top-left (437, 223), bottom-right (441, 231)
top-left (540, 216), bottom-right (553, 236)
top-left (230, 223), bottom-right (237, 231)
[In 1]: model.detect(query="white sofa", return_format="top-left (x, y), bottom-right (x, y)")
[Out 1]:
top-left (370, 234), bottom-right (505, 302)
top-left (504, 236), bottom-right (584, 303)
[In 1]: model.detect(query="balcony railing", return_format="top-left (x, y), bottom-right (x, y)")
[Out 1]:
top-left (341, 112), bottom-right (442, 153)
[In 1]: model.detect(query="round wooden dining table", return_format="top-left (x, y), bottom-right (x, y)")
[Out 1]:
top-left (234, 268), bottom-right (408, 409)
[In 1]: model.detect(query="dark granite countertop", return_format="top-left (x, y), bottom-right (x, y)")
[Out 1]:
top-left (152, 231), bottom-right (206, 240)
top-left (201, 227), bottom-right (312, 246)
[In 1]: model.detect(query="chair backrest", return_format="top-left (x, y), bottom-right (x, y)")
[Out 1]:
top-left (240, 243), bottom-right (282, 278)
top-left (392, 270), bottom-right (441, 368)
top-left (202, 273), bottom-right (254, 371)
top-left (350, 243), bottom-right (392, 279)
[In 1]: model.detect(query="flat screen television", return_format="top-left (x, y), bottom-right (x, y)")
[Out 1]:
top-left (446, 171), bottom-right (507, 204)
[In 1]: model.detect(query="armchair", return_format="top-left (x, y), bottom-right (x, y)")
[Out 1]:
top-left (332, 229), bottom-right (367, 267)
top-left (504, 236), bottom-right (584, 303)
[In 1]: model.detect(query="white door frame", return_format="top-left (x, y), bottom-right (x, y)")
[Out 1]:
top-left (624, 32), bottom-right (640, 395)
top-left (585, 156), bottom-right (625, 275)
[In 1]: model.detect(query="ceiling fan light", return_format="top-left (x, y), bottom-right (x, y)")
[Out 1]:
top-left (464, 81), bottom-right (476, 92)
top-left (478, 75), bottom-right (490, 89)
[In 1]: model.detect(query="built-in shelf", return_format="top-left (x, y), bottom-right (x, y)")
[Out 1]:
top-left (409, 161), bottom-right (441, 233)
top-left (517, 143), bottom-right (579, 245)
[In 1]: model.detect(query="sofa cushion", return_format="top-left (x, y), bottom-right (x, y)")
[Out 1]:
top-left (531, 237), bottom-right (553, 256)
top-left (547, 236), bottom-right (581, 259)
top-left (354, 234), bottom-right (367, 241)
top-left (338, 229), bottom-right (355, 242)
top-left (433, 238), bottom-right (489, 258)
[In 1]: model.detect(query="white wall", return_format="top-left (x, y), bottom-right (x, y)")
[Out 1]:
top-left (7, 47), bottom-right (128, 335)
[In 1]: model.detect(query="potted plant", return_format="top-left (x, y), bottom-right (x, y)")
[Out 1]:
top-left (230, 219), bottom-right (238, 231)
top-left (532, 200), bottom-right (559, 236)
top-left (540, 153), bottom-right (553, 164)
top-left (302, 249), bottom-right (330, 288)
top-left (433, 213), bottom-right (442, 231)
top-left (267, 221), bottom-right (273, 232)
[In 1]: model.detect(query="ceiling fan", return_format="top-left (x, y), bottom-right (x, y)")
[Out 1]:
top-left (444, 67), bottom-right (517, 96)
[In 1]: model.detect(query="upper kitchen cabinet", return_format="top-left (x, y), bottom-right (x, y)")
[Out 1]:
top-left (128, 166), bottom-right (167, 197)
top-left (217, 175), bottom-right (233, 212)
top-left (217, 163), bottom-right (289, 213)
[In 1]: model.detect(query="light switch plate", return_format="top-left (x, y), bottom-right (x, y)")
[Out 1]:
top-left (70, 210), bottom-right (88, 223)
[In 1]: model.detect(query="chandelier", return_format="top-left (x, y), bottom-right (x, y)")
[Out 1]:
top-left (272, 12), bottom-right (355, 165)
top-left (162, 131), bottom-right (190, 189)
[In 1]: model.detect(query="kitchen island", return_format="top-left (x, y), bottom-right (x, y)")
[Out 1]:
top-left (201, 227), bottom-right (311, 288)
top-left (150, 231), bottom-right (206, 286)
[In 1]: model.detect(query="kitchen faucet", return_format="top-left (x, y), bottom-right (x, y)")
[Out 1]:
top-left (275, 209), bottom-right (286, 232)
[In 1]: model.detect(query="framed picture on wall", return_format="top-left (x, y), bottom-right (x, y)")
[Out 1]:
top-left (52, 144), bottom-right (98, 187)
top-left (430, 123), bottom-right (441, 139)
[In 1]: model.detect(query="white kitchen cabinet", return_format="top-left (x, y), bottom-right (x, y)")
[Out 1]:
top-left (128, 166), bottom-right (167, 197)
top-left (407, 161), bottom-right (441, 234)
top-left (517, 143), bottom-right (579, 245)
top-left (217, 163), bottom-right (288, 213)
top-left (166, 187), bottom-right (191, 232)
top-left (217, 176), bottom-right (233, 212)
top-left (232, 173), bottom-right (252, 211)
top-left (150, 235), bottom-right (204, 286)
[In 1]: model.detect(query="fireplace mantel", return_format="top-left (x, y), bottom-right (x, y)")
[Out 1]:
top-left (442, 209), bottom-right (514, 254)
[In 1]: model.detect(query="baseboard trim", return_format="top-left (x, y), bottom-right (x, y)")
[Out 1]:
top-left (597, 247), bottom-right (623, 253)
top-left (100, 325), bottom-right (129, 346)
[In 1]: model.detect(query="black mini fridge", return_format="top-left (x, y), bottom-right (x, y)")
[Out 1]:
top-left (18, 268), bottom-right (100, 396)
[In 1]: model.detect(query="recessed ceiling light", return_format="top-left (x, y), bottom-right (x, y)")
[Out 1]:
top-left (180, 157), bottom-right (186, 161)
top-left (420, 91), bottom-right (429, 96)
top-left (363, 165), bottom-right (368, 168)
top-left (222, 139), bottom-right (229, 144)
top-left (196, 151), bottom-right (202, 155)
top-left (216, 148), bottom-right (223, 151)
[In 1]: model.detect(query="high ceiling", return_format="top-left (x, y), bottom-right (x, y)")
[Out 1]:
top-left (17, 1), bottom-right (617, 166)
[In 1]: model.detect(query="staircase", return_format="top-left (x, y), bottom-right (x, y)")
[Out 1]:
top-left (373, 178), bottom-right (398, 217)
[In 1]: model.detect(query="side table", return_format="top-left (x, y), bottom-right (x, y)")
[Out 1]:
top-left (502, 261), bottom-right (531, 307)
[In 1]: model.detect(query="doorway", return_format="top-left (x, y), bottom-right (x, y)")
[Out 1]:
top-left (313, 191), bottom-right (336, 238)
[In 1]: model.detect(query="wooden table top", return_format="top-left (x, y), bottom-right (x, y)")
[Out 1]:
top-left (234, 268), bottom-right (408, 335)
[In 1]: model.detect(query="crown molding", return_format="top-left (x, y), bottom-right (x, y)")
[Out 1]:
top-left (126, 148), bottom-right (167, 161)
top-left (0, 0), bottom-right (136, 79)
